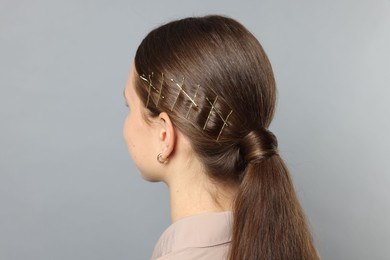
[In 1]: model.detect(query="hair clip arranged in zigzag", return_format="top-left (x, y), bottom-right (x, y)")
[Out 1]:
top-left (139, 73), bottom-right (233, 142)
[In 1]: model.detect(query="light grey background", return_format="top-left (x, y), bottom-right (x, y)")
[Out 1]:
top-left (1, 0), bottom-right (389, 259)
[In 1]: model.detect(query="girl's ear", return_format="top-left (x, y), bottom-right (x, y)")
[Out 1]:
top-left (158, 112), bottom-right (176, 161)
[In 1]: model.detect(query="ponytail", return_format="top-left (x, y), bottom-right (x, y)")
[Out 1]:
top-left (229, 154), bottom-right (319, 260)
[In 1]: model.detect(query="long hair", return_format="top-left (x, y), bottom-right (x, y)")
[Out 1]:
top-left (134, 15), bottom-right (319, 260)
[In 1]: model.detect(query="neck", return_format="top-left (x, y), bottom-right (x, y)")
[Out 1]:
top-left (161, 133), bottom-right (238, 223)
top-left (166, 167), bottom-right (237, 223)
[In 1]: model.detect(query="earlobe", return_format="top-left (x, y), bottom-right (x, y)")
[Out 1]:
top-left (158, 112), bottom-right (176, 160)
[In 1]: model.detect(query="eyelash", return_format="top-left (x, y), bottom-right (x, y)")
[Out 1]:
top-left (124, 102), bottom-right (129, 108)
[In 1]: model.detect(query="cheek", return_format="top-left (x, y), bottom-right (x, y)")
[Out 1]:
top-left (123, 115), bottom-right (134, 149)
top-left (122, 114), bottom-right (162, 182)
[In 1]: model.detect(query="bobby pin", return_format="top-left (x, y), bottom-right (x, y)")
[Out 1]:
top-left (186, 84), bottom-right (200, 119)
top-left (203, 96), bottom-right (233, 141)
top-left (203, 96), bottom-right (218, 130)
top-left (216, 109), bottom-right (233, 141)
top-left (156, 73), bottom-right (164, 106)
top-left (139, 74), bottom-right (159, 93)
top-left (139, 73), bottom-right (165, 107)
top-left (170, 78), bottom-right (198, 111)
top-left (140, 73), bottom-right (154, 108)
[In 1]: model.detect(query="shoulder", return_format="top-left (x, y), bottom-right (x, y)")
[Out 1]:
top-left (156, 243), bottom-right (230, 260)
top-left (151, 211), bottom-right (233, 260)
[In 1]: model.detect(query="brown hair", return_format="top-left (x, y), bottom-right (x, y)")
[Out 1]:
top-left (134, 15), bottom-right (319, 260)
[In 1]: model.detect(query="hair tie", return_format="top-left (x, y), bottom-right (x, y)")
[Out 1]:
top-left (241, 128), bottom-right (278, 164)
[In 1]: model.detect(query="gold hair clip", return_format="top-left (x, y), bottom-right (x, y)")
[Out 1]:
top-left (170, 78), bottom-right (199, 111)
top-left (156, 73), bottom-right (164, 107)
top-left (203, 96), bottom-right (218, 130)
top-left (139, 73), bottom-right (165, 108)
top-left (186, 84), bottom-right (200, 119)
top-left (204, 96), bottom-right (233, 141)
top-left (217, 109), bottom-right (233, 141)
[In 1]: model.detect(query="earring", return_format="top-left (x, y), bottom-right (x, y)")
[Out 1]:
top-left (157, 153), bottom-right (168, 164)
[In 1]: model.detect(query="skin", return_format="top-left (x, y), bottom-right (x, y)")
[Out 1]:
top-left (123, 64), bottom-right (236, 222)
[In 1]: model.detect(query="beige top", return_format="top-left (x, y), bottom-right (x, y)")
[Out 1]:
top-left (151, 211), bottom-right (233, 260)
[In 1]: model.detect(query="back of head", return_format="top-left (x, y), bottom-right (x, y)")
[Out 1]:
top-left (134, 15), bottom-right (319, 260)
top-left (135, 15), bottom-right (277, 182)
